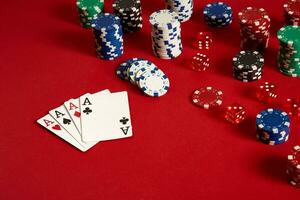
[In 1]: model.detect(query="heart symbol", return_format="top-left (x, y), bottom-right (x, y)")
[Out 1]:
top-left (74, 111), bottom-right (81, 118)
top-left (52, 125), bottom-right (61, 130)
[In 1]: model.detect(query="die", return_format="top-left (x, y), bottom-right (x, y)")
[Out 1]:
top-left (283, 98), bottom-right (300, 118)
top-left (256, 82), bottom-right (278, 104)
top-left (190, 53), bottom-right (210, 72)
top-left (225, 103), bottom-right (246, 124)
top-left (194, 32), bottom-right (212, 50)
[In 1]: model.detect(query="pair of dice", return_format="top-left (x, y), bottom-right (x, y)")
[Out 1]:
top-left (190, 32), bottom-right (212, 72)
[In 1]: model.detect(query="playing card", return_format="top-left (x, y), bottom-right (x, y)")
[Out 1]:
top-left (80, 91), bottom-right (133, 142)
top-left (37, 114), bottom-right (87, 152)
top-left (49, 105), bottom-right (98, 150)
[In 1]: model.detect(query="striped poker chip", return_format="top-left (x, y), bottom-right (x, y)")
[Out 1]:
top-left (233, 50), bottom-right (264, 71)
top-left (128, 60), bottom-right (157, 85)
top-left (165, 0), bottom-right (194, 22)
top-left (287, 145), bottom-right (300, 187)
top-left (149, 9), bottom-right (180, 28)
top-left (191, 86), bottom-right (223, 109)
top-left (238, 7), bottom-right (270, 26)
top-left (203, 1), bottom-right (233, 27)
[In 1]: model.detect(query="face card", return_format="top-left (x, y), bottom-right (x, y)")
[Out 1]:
top-left (49, 105), bottom-right (98, 150)
top-left (80, 91), bottom-right (133, 142)
top-left (37, 114), bottom-right (87, 152)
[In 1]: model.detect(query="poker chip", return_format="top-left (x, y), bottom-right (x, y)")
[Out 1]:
top-left (191, 87), bottom-right (223, 109)
top-left (277, 25), bottom-right (300, 77)
top-left (76, 0), bottom-right (104, 28)
top-left (203, 2), bottom-right (233, 27)
top-left (165, 0), bottom-right (194, 22)
top-left (238, 7), bottom-right (271, 52)
top-left (116, 58), bottom-right (170, 97)
top-left (284, 0), bottom-right (300, 26)
top-left (149, 10), bottom-right (182, 59)
top-left (255, 108), bottom-right (290, 145)
top-left (91, 13), bottom-right (124, 60)
top-left (112, 0), bottom-right (143, 33)
top-left (287, 145), bottom-right (300, 187)
top-left (232, 50), bottom-right (264, 82)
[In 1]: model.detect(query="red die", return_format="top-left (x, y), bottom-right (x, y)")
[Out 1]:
top-left (256, 82), bottom-right (278, 104)
top-left (225, 103), bottom-right (246, 124)
top-left (194, 32), bottom-right (212, 50)
top-left (190, 53), bottom-right (210, 72)
top-left (283, 98), bottom-right (300, 118)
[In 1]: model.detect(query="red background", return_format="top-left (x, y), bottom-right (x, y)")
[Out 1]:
top-left (1, 0), bottom-right (300, 199)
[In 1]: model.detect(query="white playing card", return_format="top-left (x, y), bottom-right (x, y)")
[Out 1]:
top-left (80, 91), bottom-right (133, 142)
top-left (37, 114), bottom-right (87, 152)
top-left (49, 105), bottom-right (98, 150)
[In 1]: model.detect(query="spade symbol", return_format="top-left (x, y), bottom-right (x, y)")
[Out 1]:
top-left (63, 118), bottom-right (71, 125)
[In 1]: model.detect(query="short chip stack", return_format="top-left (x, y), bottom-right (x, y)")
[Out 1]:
top-left (76, 0), bottom-right (104, 28)
top-left (149, 10), bottom-right (182, 59)
top-left (277, 25), bottom-right (300, 77)
top-left (203, 2), bottom-right (233, 27)
top-left (112, 0), bottom-right (143, 33)
top-left (238, 7), bottom-right (271, 52)
top-left (165, 0), bottom-right (194, 22)
top-left (256, 108), bottom-right (290, 145)
top-left (287, 145), bottom-right (300, 188)
top-left (232, 50), bottom-right (264, 82)
top-left (116, 58), bottom-right (170, 97)
top-left (91, 13), bottom-right (124, 60)
top-left (284, 0), bottom-right (300, 26)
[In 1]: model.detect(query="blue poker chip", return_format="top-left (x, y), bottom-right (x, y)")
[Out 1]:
top-left (92, 13), bottom-right (121, 31)
top-left (203, 2), bottom-right (233, 27)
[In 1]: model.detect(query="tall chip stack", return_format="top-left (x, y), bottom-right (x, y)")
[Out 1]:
top-left (91, 13), bottom-right (124, 60)
top-left (165, 0), bottom-right (194, 22)
top-left (203, 2), bottom-right (233, 27)
top-left (256, 108), bottom-right (290, 145)
top-left (76, 0), bottom-right (104, 28)
top-left (149, 10), bottom-right (182, 59)
top-left (112, 0), bottom-right (143, 33)
top-left (287, 145), bottom-right (300, 188)
top-left (238, 7), bottom-right (271, 52)
top-left (277, 26), bottom-right (300, 77)
top-left (284, 0), bottom-right (300, 26)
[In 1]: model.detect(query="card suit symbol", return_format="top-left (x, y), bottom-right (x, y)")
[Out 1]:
top-left (63, 118), bottom-right (71, 125)
top-left (52, 125), bottom-right (61, 130)
top-left (83, 107), bottom-right (92, 115)
top-left (120, 117), bottom-right (129, 125)
top-left (74, 111), bottom-right (81, 118)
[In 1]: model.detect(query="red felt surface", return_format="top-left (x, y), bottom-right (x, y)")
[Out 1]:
top-left (1, 0), bottom-right (300, 199)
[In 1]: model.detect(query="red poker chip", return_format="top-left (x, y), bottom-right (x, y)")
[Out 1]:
top-left (238, 7), bottom-right (270, 26)
top-left (288, 145), bottom-right (300, 169)
top-left (284, 0), bottom-right (300, 17)
top-left (191, 86), bottom-right (223, 109)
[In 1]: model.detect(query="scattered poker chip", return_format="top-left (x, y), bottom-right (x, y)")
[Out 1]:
top-left (91, 13), bottom-right (124, 60)
top-left (165, 0), bottom-right (194, 22)
top-left (203, 2), bottom-right (233, 27)
top-left (191, 87), bottom-right (223, 109)
top-left (255, 108), bottom-right (290, 145)
top-left (76, 0), bottom-right (104, 28)
top-left (112, 0), bottom-right (143, 33)
top-left (232, 50), bottom-right (264, 82)
top-left (149, 9), bottom-right (182, 59)
top-left (277, 25), bottom-right (300, 77)
top-left (116, 58), bottom-right (169, 97)
top-left (284, 0), bottom-right (300, 26)
top-left (287, 145), bottom-right (300, 187)
top-left (238, 7), bottom-right (271, 52)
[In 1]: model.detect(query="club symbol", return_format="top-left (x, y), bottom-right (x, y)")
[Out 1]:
top-left (63, 118), bottom-right (71, 125)
top-left (83, 107), bottom-right (92, 115)
top-left (120, 117), bottom-right (129, 125)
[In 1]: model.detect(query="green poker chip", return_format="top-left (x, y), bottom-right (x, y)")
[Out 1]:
top-left (76, 0), bottom-right (104, 28)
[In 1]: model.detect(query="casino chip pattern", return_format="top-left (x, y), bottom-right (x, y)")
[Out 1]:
top-left (149, 10), bottom-right (183, 59)
top-left (287, 145), bottom-right (300, 188)
top-left (112, 0), bottom-right (143, 33)
top-left (284, 0), bottom-right (300, 26)
top-left (76, 0), bottom-right (104, 28)
top-left (256, 109), bottom-right (291, 145)
top-left (91, 13), bottom-right (124, 60)
top-left (165, 0), bottom-right (194, 22)
top-left (191, 87), bottom-right (223, 109)
top-left (116, 58), bottom-right (170, 97)
top-left (203, 2), bottom-right (233, 27)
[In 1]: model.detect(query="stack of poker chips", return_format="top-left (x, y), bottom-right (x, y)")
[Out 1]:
top-left (277, 25), bottom-right (300, 77)
top-left (76, 0), bottom-right (104, 28)
top-left (112, 0), bottom-right (143, 33)
top-left (91, 13), bottom-right (124, 60)
top-left (116, 58), bottom-right (170, 97)
top-left (232, 50), bottom-right (264, 82)
top-left (287, 145), bottom-right (300, 188)
top-left (165, 0), bottom-right (194, 22)
top-left (238, 7), bottom-right (271, 52)
top-left (149, 10), bottom-right (182, 59)
top-left (284, 0), bottom-right (300, 26)
top-left (256, 108), bottom-right (290, 145)
top-left (203, 2), bottom-right (233, 27)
